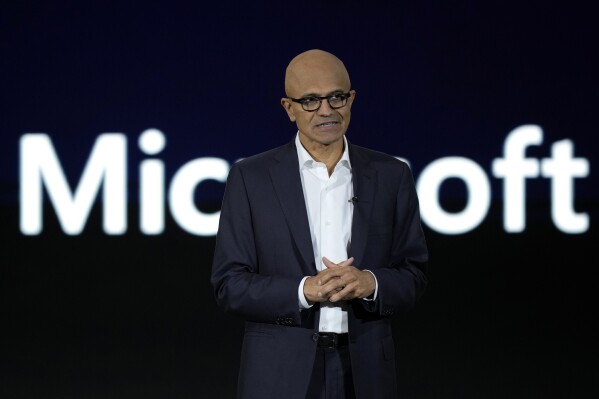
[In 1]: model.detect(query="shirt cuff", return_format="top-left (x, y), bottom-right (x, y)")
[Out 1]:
top-left (362, 270), bottom-right (378, 301)
top-left (298, 276), bottom-right (313, 309)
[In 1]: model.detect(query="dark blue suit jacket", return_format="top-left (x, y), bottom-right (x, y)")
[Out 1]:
top-left (211, 137), bottom-right (428, 399)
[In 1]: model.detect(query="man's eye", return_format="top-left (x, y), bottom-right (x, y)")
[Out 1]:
top-left (301, 97), bottom-right (319, 104)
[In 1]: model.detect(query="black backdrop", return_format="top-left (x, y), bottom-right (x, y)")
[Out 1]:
top-left (1, 1), bottom-right (597, 398)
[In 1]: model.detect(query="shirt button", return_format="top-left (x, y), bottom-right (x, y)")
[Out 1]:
top-left (325, 221), bottom-right (331, 226)
top-left (321, 325), bottom-right (328, 331)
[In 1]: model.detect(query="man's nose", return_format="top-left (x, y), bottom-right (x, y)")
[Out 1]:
top-left (317, 99), bottom-right (334, 116)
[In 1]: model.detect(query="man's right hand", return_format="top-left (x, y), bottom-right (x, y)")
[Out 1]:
top-left (303, 257), bottom-right (354, 303)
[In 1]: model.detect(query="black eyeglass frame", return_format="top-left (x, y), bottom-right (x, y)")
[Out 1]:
top-left (287, 91), bottom-right (352, 112)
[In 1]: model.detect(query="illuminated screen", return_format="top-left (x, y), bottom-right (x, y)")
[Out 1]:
top-left (1, 2), bottom-right (597, 398)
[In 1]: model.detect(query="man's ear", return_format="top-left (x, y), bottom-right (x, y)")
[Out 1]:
top-left (280, 98), bottom-right (296, 122)
top-left (348, 89), bottom-right (357, 107)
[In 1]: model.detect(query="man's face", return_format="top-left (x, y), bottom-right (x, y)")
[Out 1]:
top-left (281, 60), bottom-right (355, 148)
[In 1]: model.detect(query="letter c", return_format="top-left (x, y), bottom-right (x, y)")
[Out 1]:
top-left (169, 157), bottom-right (230, 236)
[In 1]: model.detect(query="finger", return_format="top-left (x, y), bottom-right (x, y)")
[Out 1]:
top-left (323, 256), bottom-right (354, 268)
top-left (338, 257), bottom-right (354, 267)
top-left (319, 275), bottom-right (351, 297)
top-left (322, 257), bottom-right (338, 268)
top-left (318, 271), bottom-right (348, 287)
top-left (303, 282), bottom-right (326, 303)
top-left (315, 268), bottom-right (339, 285)
top-left (329, 284), bottom-right (354, 302)
top-left (322, 267), bottom-right (358, 283)
top-left (317, 277), bottom-right (344, 297)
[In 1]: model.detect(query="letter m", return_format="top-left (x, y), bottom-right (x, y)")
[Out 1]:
top-left (20, 134), bottom-right (127, 235)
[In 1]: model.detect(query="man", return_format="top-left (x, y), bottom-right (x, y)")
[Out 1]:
top-left (211, 49), bottom-right (428, 399)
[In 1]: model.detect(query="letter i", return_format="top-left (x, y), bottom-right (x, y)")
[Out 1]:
top-left (139, 129), bottom-right (166, 234)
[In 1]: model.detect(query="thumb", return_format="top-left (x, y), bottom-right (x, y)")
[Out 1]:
top-left (323, 256), bottom-right (354, 268)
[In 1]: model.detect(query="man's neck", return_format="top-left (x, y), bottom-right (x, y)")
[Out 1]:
top-left (299, 136), bottom-right (344, 176)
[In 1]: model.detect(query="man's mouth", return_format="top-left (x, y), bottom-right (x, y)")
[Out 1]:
top-left (316, 121), bottom-right (339, 128)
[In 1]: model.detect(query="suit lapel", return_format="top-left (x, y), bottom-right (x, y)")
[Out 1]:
top-left (348, 143), bottom-right (376, 267)
top-left (270, 140), bottom-right (317, 275)
top-left (268, 139), bottom-right (376, 273)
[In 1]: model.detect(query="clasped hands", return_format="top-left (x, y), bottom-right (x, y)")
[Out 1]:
top-left (303, 257), bottom-right (375, 303)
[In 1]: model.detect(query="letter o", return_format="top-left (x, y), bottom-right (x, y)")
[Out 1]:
top-left (416, 157), bottom-right (491, 234)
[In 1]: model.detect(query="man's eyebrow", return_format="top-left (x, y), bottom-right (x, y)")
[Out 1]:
top-left (299, 93), bottom-right (320, 98)
top-left (300, 90), bottom-right (345, 98)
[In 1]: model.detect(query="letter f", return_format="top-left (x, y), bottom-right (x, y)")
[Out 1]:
top-left (492, 125), bottom-right (543, 232)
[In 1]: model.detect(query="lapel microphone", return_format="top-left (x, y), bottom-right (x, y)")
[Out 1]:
top-left (348, 196), bottom-right (358, 203)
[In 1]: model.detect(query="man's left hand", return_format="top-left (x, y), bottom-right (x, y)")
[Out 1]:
top-left (320, 257), bottom-right (376, 302)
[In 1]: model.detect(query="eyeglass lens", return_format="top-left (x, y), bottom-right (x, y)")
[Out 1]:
top-left (304, 95), bottom-right (348, 111)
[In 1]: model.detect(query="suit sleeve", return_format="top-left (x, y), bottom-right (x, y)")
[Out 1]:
top-left (361, 163), bottom-right (429, 316)
top-left (211, 163), bottom-right (303, 325)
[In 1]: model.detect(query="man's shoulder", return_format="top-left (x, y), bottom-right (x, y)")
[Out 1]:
top-left (232, 141), bottom-right (294, 171)
top-left (349, 143), bottom-right (409, 170)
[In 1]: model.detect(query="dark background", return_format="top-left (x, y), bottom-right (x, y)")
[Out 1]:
top-left (1, 1), bottom-right (597, 398)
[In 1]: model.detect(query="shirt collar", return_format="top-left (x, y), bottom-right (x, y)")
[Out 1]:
top-left (295, 132), bottom-right (352, 171)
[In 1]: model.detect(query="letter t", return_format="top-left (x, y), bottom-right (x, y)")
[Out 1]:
top-left (541, 139), bottom-right (589, 233)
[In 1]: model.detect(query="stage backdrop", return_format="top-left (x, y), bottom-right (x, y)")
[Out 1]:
top-left (1, 2), bottom-right (597, 398)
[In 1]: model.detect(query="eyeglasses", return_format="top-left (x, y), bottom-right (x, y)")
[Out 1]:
top-left (287, 91), bottom-right (352, 112)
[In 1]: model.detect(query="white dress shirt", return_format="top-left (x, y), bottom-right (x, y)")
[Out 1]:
top-left (294, 133), bottom-right (354, 333)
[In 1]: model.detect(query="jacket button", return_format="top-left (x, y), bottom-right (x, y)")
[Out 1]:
top-left (312, 333), bottom-right (319, 342)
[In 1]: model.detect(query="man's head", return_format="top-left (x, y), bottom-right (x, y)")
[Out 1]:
top-left (281, 49), bottom-right (356, 149)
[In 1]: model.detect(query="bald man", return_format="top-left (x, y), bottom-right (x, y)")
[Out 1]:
top-left (212, 49), bottom-right (428, 399)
